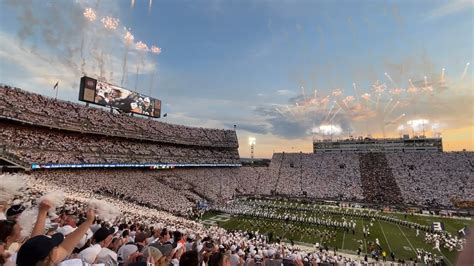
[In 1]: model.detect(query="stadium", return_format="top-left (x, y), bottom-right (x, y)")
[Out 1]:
top-left (1, 1), bottom-right (473, 266)
top-left (1, 84), bottom-right (473, 265)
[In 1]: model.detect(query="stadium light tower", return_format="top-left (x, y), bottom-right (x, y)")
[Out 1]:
top-left (248, 137), bottom-right (256, 163)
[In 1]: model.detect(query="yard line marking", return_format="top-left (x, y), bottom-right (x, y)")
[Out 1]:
top-left (342, 231), bottom-right (346, 250)
top-left (396, 224), bottom-right (416, 256)
top-left (438, 249), bottom-right (452, 266)
top-left (361, 219), bottom-right (368, 254)
top-left (377, 220), bottom-right (392, 252)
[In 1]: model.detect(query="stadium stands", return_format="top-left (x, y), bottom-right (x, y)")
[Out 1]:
top-left (0, 86), bottom-right (238, 148)
top-left (1, 85), bottom-right (473, 211)
top-left (0, 86), bottom-right (240, 166)
top-left (1, 122), bottom-right (239, 166)
top-left (359, 153), bottom-right (403, 205)
top-left (268, 152), bottom-right (473, 207)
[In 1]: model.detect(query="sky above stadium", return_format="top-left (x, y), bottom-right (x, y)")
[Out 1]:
top-left (0, 0), bottom-right (473, 158)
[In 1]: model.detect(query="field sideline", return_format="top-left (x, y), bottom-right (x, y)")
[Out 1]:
top-left (201, 200), bottom-right (473, 265)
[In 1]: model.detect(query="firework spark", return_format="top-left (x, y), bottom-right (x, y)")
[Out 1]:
top-left (372, 81), bottom-right (386, 94)
top-left (332, 89), bottom-right (343, 97)
top-left (361, 93), bottom-right (371, 101)
top-left (83, 8), bottom-right (97, 22)
top-left (329, 107), bottom-right (342, 122)
top-left (386, 113), bottom-right (406, 125)
top-left (352, 82), bottom-right (360, 103)
top-left (384, 72), bottom-right (398, 87)
top-left (389, 88), bottom-right (404, 95)
top-left (407, 79), bottom-right (418, 94)
top-left (150, 45), bottom-right (162, 54)
top-left (124, 30), bottom-right (135, 44)
top-left (135, 41), bottom-right (149, 51)
top-left (325, 101), bottom-right (336, 121)
top-left (460, 62), bottom-right (470, 81)
top-left (101, 16), bottom-right (119, 30)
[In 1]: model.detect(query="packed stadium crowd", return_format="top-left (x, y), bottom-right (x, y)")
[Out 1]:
top-left (1, 122), bottom-right (239, 165)
top-left (0, 86), bottom-right (238, 148)
top-left (2, 174), bottom-right (383, 266)
top-left (358, 153), bottom-right (403, 205)
top-left (386, 153), bottom-right (474, 207)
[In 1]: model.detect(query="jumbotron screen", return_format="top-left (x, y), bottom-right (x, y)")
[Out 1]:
top-left (79, 76), bottom-right (161, 118)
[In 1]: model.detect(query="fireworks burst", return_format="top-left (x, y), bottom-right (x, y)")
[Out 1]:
top-left (150, 45), bottom-right (162, 54)
top-left (332, 89), bottom-right (343, 97)
top-left (389, 88), bottom-right (404, 95)
top-left (136, 41), bottom-right (149, 51)
top-left (361, 93), bottom-right (371, 101)
top-left (124, 30), bottom-right (134, 45)
top-left (101, 16), bottom-right (119, 30)
top-left (372, 81), bottom-right (386, 94)
top-left (83, 8), bottom-right (97, 22)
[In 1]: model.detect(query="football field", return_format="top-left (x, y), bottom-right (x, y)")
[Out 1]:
top-left (201, 200), bottom-right (473, 265)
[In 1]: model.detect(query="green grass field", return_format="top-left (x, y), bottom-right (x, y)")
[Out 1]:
top-left (201, 200), bottom-right (473, 265)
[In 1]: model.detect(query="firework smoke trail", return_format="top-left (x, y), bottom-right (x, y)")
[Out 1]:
top-left (135, 65), bottom-right (140, 90)
top-left (131, 0), bottom-right (135, 8)
top-left (352, 83), bottom-right (360, 103)
top-left (80, 37), bottom-right (85, 75)
top-left (81, 8), bottom-right (97, 75)
top-left (386, 113), bottom-right (406, 125)
top-left (383, 98), bottom-right (393, 113)
top-left (313, 89), bottom-right (317, 102)
top-left (275, 107), bottom-right (286, 117)
top-left (361, 93), bottom-right (371, 110)
top-left (108, 53), bottom-right (114, 82)
top-left (301, 86), bottom-right (307, 103)
top-left (385, 100), bottom-right (400, 118)
top-left (372, 81), bottom-right (386, 111)
top-left (329, 107), bottom-right (342, 122)
top-left (149, 0), bottom-right (153, 12)
top-left (134, 41), bottom-right (149, 90)
top-left (121, 30), bottom-right (135, 86)
top-left (149, 67), bottom-right (155, 95)
top-left (148, 46), bottom-right (162, 95)
top-left (334, 100), bottom-right (344, 112)
top-left (98, 52), bottom-right (105, 79)
top-left (286, 105), bottom-right (296, 117)
top-left (460, 62), bottom-right (470, 81)
top-left (441, 68), bottom-right (445, 82)
top-left (424, 76), bottom-right (428, 88)
top-left (407, 79), bottom-right (418, 94)
top-left (342, 96), bottom-right (355, 115)
top-left (325, 101), bottom-right (336, 121)
top-left (384, 72), bottom-right (398, 87)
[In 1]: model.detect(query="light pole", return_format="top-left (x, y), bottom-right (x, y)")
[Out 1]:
top-left (248, 137), bottom-right (256, 163)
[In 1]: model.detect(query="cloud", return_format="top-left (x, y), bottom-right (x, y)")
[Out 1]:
top-left (276, 89), bottom-right (293, 96)
top-left (254, 103), bottom-right (353, 139)
top-left (424, 0), bottom-right (473, 21)
top-left (225, 123), bottom-right (269, 135)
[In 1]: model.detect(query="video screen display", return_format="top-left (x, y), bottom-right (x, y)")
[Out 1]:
top-left (79, 76), bottom-right (161, 118)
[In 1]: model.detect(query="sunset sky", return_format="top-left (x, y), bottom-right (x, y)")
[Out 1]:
top-left (0, 0), bottom-right (473, 158)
